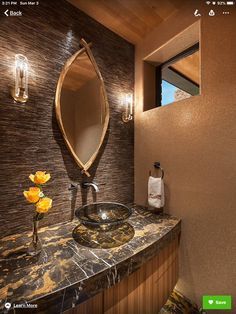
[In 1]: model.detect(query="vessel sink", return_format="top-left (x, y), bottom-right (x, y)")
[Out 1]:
top-left (75, 202), bottom-right (132, 231)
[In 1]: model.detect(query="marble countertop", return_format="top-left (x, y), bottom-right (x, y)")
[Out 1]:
top-left (0, 205), bottom-right (181, 313)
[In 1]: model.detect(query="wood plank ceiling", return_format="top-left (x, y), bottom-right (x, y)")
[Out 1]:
top-left (67, 0), bottom-right (185, 44)
top-left (171, 51), bottom-right (200, 85)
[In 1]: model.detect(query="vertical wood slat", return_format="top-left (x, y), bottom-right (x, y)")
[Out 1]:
top-left (64, 292), bottom-right (103, 314)
top-left (104, 237), bottom-right (179, 314)
top-left (65, 237), bottom-right (179, 314)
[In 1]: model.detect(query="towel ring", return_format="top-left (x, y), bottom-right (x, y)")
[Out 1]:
top-left (149, 162), bottom-right (164, 179)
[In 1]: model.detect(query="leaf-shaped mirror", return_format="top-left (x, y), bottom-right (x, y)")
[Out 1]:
top-left (55, 39), bottom-right (109, 177)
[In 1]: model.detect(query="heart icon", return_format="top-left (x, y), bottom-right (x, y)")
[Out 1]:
top-left (208, 300), bottom-right (214, 305)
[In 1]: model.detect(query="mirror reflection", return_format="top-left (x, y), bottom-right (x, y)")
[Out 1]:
top-left (55, 40), bottom-right (109, 176)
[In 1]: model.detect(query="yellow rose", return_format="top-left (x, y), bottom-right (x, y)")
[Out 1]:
top-left (36, 197), bottom-right (52, 213)
top-left (29, 171), bottom-right (51, 185)
top-left (23, 187), bottom-right (41, 203)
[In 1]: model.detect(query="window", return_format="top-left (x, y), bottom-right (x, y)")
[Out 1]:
top-left (157, 44), bottom-right (200, 106)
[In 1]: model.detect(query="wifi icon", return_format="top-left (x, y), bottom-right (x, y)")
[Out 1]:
top-left (206, 1), bottom-right (211, 4)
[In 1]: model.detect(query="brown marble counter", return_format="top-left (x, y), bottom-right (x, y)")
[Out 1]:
top-left (0, 206), bottom-right (181, 313)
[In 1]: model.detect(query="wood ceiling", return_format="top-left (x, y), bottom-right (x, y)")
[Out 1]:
top-left (67, 0), bottom-right (186, 44)
top-left (63, 53), bottom-right (97, 91)
top-left (171, 51), bottom-right (200, 85)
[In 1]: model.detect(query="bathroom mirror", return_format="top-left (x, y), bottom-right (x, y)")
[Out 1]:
top-left (55, 39), bottom-right (109, 177)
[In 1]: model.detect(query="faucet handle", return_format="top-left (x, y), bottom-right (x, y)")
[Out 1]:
top-left (68, 183), bottom-right (79, 191)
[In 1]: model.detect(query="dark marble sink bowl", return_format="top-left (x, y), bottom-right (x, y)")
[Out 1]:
top-left (75, 202), bottom-right (133, 231)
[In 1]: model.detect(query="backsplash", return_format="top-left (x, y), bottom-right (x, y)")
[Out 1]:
top-left (0, 0), bottom-right (134, 238)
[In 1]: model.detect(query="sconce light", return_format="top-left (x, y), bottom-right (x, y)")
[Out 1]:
top-left (12, 54), bottom-right (29, 103)
top-left (122, 93), bottom-right (133, 123)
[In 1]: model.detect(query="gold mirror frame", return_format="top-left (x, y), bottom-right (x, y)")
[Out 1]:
top-left (55, 39), bottom-right (109, 177)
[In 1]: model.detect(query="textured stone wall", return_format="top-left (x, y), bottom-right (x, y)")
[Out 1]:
top-left (0, 0), bottom-right (134, 237)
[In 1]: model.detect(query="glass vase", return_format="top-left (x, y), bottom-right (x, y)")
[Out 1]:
top-left (27, 219), bottom-right (42, 256)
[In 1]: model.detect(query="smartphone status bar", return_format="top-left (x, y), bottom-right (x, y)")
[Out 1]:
top-left (205, 1), bottom-right (235, 4)
top-left (1, 1), bottom-right (39, 5)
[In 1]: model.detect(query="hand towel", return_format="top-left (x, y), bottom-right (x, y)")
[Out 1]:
top-left (148, 176), bottom-right (165, 209)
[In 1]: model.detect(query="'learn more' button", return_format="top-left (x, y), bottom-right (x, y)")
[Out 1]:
top-left (203, 295), bottom-right (232, 310)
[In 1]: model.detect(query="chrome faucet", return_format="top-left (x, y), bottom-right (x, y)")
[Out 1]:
top-left (81, 182), bottom-right (99, 193)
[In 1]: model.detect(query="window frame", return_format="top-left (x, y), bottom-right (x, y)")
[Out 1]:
top-left (156, 43), bottom-right (200, 107)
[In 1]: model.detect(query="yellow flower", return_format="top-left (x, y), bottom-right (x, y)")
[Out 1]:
top-left (29, 171), bottom-right (51, 185)
top-left (23, 187), bottom-right (41, 203)
top-left (36, 197), bottom-right (52, 213)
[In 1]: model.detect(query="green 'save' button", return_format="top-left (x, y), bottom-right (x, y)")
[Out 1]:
top-left (203, 295), bottom-right (232, 310)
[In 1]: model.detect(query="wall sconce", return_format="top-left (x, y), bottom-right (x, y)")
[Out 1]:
top-left (12, 54), bottom-right (29, 103)
top-left (122, 93), bottom-right (133, 123)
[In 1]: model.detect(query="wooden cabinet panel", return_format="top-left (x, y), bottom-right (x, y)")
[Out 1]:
top-left (64, 292), bottom-right (103, 314)
top-left (65, 238), bottom-right (179, 314)
top-left (103, 238), bottom-right (179, 314)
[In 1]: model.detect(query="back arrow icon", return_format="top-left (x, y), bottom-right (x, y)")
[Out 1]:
top-left (4, 9), bottom-right (9, 17)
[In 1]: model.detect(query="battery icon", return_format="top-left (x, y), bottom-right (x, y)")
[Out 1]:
top-left (227, 1), bottom-right (234, 4)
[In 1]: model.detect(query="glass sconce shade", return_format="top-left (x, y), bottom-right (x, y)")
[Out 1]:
top-left (122, 93), bottom-right (133, 123)
top-left (13, 54), bottom-right (29, 103)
